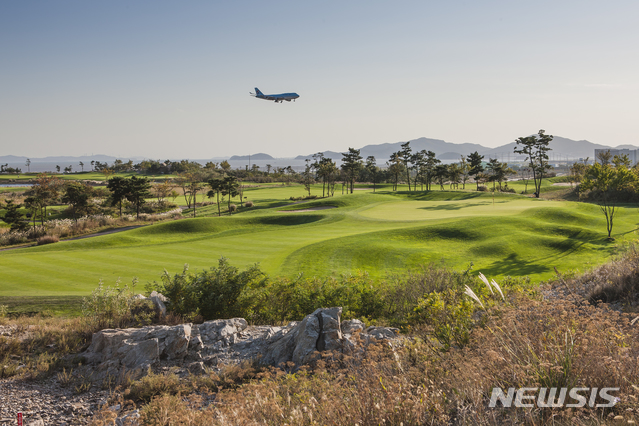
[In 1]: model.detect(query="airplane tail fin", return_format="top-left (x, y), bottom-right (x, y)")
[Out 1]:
top-left (255, 87), bottom-right (264, 96)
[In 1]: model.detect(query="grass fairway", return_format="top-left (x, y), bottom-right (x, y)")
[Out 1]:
top-left (1, 190), bottom-right (638, 301)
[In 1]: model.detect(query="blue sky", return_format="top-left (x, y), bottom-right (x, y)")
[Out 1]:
top-left (1, 1), bottom-right (638, 158)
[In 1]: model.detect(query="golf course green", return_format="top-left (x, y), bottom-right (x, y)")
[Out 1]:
top-left (1, 187), bottom-right (637, 299)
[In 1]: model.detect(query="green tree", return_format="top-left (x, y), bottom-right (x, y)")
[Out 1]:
top-left (422, 151), bottom-right (440, 191)
top-left (459, 156), bottom-right (471, 190)
top-left (177, 171), bottom-right (205, 217)
top-left (399, 142), bottom-right (412, 191)
top-left (569, 158), bottom-right (588, 189)
top-left (62, 182), bottom-right (92, 222)
top-left (222, 175), bottom-right (239, 215)
top-left (2, 199), bottom-right (28, 232)
top-left (341, 148), bottom-right (363, 194)
top-left (387, 152), bottom-right (402, 191)
top-left (434, 164), bottom-right (448, 190)
top-left (486, 158), bottom-right (515, 191)
top-left (302, 159), bottom-right (314, 196)
top-left (365, 156), bottom-right (378, 192)
top-left (79, 161), bottom-right (84, 172)
top-left (467, 151), bottom-right (484, 191)
top-left (447, 163), bottom-right (461, 190)
top-left (126, 176), bottom-right (152, 219)
top-left (25, 158), bottom-right (31, 173)
top-left (580, 154), bottom-right (638, 239)
top-left (514, 129), bottom-right (553, 197)
top-left (107, 176), bottom-right (130, 217)
top-left (314, 155), bottom-right (339, 197)
top-left (24, 173), bottom-right (62, 225)
top-left (207, 177), bottom-right (225, 217)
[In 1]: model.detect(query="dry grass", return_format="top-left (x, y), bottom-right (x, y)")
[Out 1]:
top-left (36, 234), bottom-right (59, 245)
top-left (85, 288), bottom-right (639, 425)
top-left (0, 315), bottom-right (98, 380)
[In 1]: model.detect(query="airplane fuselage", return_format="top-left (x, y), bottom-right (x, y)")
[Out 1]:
top-left (251, 88), bottom-right (299, 103)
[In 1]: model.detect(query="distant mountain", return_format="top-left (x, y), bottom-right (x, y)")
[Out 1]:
top-left (296, 138), bottom-right (486, 161)
top-left (229, 153), bottom-right (274, 161)
top-left (481, 136), bottom-right (639, 161)
top-left (296, 136), bottom-right (639, 163)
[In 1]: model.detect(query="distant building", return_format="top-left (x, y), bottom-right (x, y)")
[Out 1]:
top-left (594, 148), bottom-right (639, 165)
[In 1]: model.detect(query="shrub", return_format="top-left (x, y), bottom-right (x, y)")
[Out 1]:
top-left (228, 204), bottom-right (237, 213)
top-left (150, 259), bottom-right (267, 321)
top-left (411, 289), bottom-right (476, 350)
top-left (245, 201), bottom-right (254, 208)
top-left (126, 371), bottom-right (185, 403)
top-left (82, 278), bottom-right (139, 328)
top-left (477, 185), bottom-right (488, 191)
top-left (36, 235), bottom-right (59, 245)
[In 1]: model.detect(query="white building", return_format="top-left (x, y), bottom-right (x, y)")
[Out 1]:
top-left (594, 148), bottom-right (639, 165)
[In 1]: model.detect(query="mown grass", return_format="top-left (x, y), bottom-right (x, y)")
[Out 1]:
top-left (0, 296), bottom-right (84, 316)
top-left (1, 186), bottom-right (638, 302)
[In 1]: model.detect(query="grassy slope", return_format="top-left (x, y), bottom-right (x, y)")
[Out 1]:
top-left (1, 186), bottom-right (637, 298)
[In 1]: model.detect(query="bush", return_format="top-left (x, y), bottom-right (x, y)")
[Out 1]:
top-left (36, 235), bottom-right (59, 245)
top-left (245, 201), bottom-right (254, 208)
top-left (229, 204), bottom-right (237, 213)
top-left (477, 185), bottom-right (488, 192)
top-left (150, 258), bottom-right (267, 321)
top-left (82, 278), bottom-right (139, 328)
top-left (411, 289), bottom-right (476, 350)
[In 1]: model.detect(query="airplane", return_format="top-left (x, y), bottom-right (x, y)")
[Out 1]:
top-left (250, 87), bottom-right (299, 103)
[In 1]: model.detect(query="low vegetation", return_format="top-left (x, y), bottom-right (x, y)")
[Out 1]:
top-left (0, 246), bottom-right (638, 424)
top-left (84, 248), bottom-right (639, 424)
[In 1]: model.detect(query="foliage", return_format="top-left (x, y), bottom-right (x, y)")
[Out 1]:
top-left (222, 175), bottom-right (239, 214)
top-left (106, 176), bottom-right (129, 217)
top-left (82, 278), bottom-right (139, 328)
top-left (61, 181), bottom-right (93, 221)
top-left (1, 199), bottom-right (28, 231)
top-left (126, 176), bottom-right (152, 219)
top-left (412, 289), bottom-right (476, 350)
top-left (341, 147), bottom-right (363, 193)
top-left (150, 258), bottom-right (267, 320)
top-left (513, 129), bottom-right (553, 197)
top-left (580, 153), bottom-right (638, 238)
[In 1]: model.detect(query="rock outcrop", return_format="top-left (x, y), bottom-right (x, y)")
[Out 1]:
top-left (81, 307), bottom-right (399, 380)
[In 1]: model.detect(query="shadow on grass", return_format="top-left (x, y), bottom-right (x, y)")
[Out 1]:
top-left (0, 296), bottom-right (84, 316)
top-left (480, 253), bottom-right (553, 277)
top-left (395, 191), bottom-right (485, 201)
top-left (418, 202), bottom-right (492, 211)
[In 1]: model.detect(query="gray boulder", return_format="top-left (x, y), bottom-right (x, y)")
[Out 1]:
top-left (82, 307), bottom-right (400, 380)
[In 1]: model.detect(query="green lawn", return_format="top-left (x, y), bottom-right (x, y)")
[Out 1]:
top-left (1, 188), bottom-right (637, 300)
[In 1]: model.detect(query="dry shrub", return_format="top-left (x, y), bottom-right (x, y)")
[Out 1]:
top-left (0, 314), bottom-right (100, 379)
top-left (571, 244), bottom-right (639, 309)
top-left (125, 371), bottom-right (185, 403)
top-left (36, 234), bottom-right (59, 245)
top-left (138, 343), bottom-right (439, 425)
top-left (118, 290), bottom-right (639, 425)
top-left (244, 200), bottom-right (254, 207)
top-left (427, 292), bottom-right (639, 424)
top-left (228, 204), bottom-right (237, 213)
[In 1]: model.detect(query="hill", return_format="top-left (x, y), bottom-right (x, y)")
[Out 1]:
top-left (296, 135), bottom-right (639, 163)
top-left (229, 153), bottom-right (274, 161)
